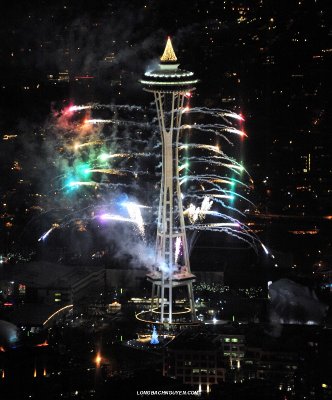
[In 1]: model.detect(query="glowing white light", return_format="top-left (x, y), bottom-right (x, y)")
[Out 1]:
top-left (125, 202), bottom-right (145, 237)
top-left (175, 237), bottom-right (182, 263)
top-left (68, 105), bottom-right (91, 112)
top-left (183, 196), bottom-right (213, 224)
top-left (261, 243), bottom-right (269, 255)
top-left (38, 227), bottom-right (54, 242)
top-left (100, 214), bottom-right (132, 223)
top-left (221, 111), bottom-right (245, 121)
top-left (145, 71), bottom-right (194, 78)
top-left (140, 79), bottom-right (198, 86)
top-left (86, 119), bottom-right (114, 124)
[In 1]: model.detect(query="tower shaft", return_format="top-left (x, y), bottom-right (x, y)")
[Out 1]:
top-left (154, 92), bottom-right (195, 323)
top-left (155, 91), bottom-right (186, 270)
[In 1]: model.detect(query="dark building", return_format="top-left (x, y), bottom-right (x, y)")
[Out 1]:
top-left (163, 329), bottom-right (226, 393)
top-left (0, 262), bottom-right (105, 305)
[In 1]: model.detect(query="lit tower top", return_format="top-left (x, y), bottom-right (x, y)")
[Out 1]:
top-left (139, 38), bottom-right (199, 326)
top-left (141, 37), bottom-right (198, 92)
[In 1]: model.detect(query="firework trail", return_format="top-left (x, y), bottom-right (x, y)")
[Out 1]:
top-left (66, 181), bottom-right (100, 187)
top-left (180, 174), bottom-right (248, 188)
top-left (187, 157), bottom-right (249, 176)
top-left (185, 223), bottom-right (258, 252)
top-left (180, 124), bottom-right (232, 144)
top-left (68, 103), bottom-right (145, 113)
top-left (86, 168), bottom-right (128, 176)
top-left (99, 214), bottom-right (130, 222)
top-left (184, 107), bottom-right (244, 121)
top-left (174, 237), bottom-right (182, 263)
top-left (181, 123), bottom-right (246, 138)
top-left (68, 105), bottom-right (92, 112)
top-left (179, 143), bottom-right (221, 154)
top-left (73, 141), bottom-right (103, 150)
top-left (124, 202), bottom-right (146, 239)
top-left (86, 119), bottom-right (149, 129)
top-left (98, 152), bottom-right (153, 161)
top-left (38, 224), bottom-right (59, 242)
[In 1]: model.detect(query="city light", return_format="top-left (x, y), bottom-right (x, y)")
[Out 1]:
top-left (95, 352), bottom-right (102, 367)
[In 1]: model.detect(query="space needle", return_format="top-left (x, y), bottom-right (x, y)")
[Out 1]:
top-left (140, 37), bottom-right (199, 326)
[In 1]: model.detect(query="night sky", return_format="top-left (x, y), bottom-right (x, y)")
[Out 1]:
top-left (0, 0), bottom-right (331, 262)
top-left (0, 1), bottom-right (332, 399)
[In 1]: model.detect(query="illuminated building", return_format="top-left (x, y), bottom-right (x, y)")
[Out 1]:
top-left (140, 38), bottom-right (198, 325)
top-left (218, 332), bottom-right (246, 369)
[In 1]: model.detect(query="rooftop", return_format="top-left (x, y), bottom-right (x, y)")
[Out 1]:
top-left (168, 329), bottom-right (221, 351)
top-left (0, 261), bottom-right (104, 289)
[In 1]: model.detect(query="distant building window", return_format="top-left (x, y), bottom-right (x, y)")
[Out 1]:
top-left (18, 284), bottom-right (26, 295)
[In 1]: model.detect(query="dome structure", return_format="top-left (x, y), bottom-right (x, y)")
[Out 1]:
top-left (0, 320), bottom-right (20, 349)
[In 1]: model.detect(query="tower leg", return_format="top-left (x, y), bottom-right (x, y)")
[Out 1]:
top-left (151, 283), bottom-right (156, 310)
top-left (169, 284), bottom-right (173, 324)
top-left (156, 284), bottom-right (159, 310)
top-left (161, 274), bottom-right (165, 323)
top-left (156, 285), bottom-right (161, 311)
top-left (187, 283), bottom-right (196, 321)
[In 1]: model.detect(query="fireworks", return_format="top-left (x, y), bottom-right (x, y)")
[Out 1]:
top-left (184, 196), bottom-right (213, 224)
top-left (124, 202), bottom-right (145, 238)
top-left (36, 96), bottom-right (268, 260)
top-left (99, 202), bottom-right (147, 239)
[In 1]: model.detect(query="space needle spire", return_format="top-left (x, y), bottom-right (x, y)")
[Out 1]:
top-left (160, 37), bottom-right (178, 62)
top-left (140, 37), bottom-right (198, 326)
